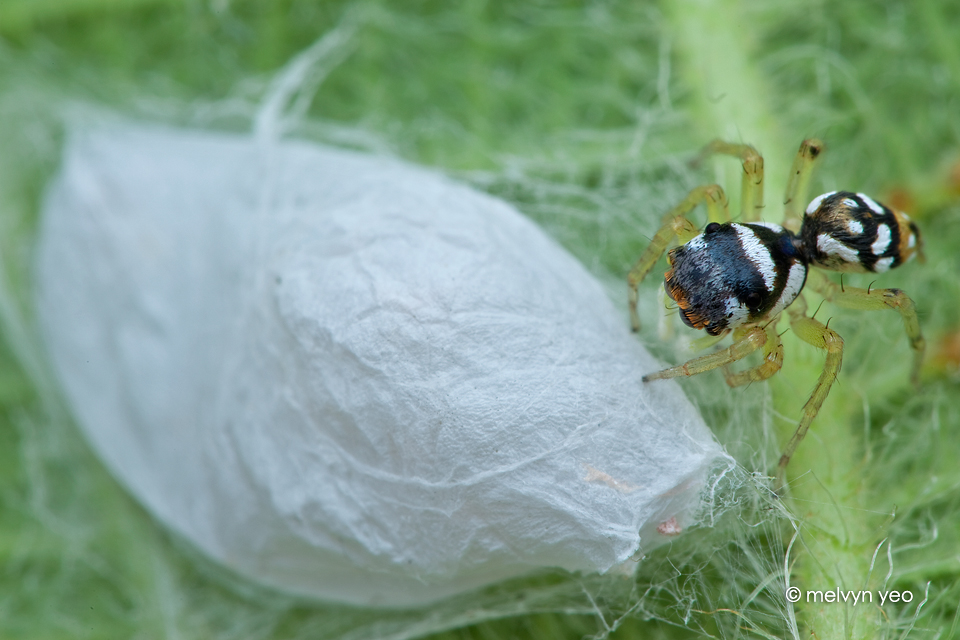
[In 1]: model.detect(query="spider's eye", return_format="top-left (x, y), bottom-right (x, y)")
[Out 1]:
top-left (704, 222), bottom-right (721, 234)
top-left (744, 291), bottom-right (762, 309)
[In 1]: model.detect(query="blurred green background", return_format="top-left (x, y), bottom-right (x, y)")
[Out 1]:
top-left (1, 1), bottom-right (959, 638)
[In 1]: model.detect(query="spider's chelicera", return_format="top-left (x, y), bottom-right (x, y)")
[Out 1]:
top-left (628, 139), bottom-right (925, 486)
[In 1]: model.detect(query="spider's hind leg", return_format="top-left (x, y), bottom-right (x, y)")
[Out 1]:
top-left (809, 275), bottom-right (925, 387)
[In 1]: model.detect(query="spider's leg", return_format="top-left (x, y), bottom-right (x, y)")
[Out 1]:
top-left (778, 305), bottom-right (844, 486)
top-left (809, 274), bottom-right (925, 387)
top-left (722, 322), bottom-right (784, 387)
top-left (695, 140), bottom-right (764, 221)
top-left (642, 326), bottom-right (767, 382)
top-left (782, 138), bottom-right (824, 232)
top-left (628, 184), bottom-right (729, 332)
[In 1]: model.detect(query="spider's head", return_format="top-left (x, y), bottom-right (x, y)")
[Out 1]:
top-left (800, 191), bottom-right (923, 273)
top-left (664, 222), bottom-right (807, 336)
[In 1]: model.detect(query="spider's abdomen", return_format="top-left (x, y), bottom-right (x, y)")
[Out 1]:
top-left (664, 222), bottom-right (807, 336)
top-left (801, 191), bottom-right (922, 273)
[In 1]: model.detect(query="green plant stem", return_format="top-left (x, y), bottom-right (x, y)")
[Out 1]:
top-left (666, 0), bottom-right (884, 637)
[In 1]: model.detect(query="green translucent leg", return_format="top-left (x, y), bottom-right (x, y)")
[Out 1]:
top-left (722, 322), bottom-right (784, 387)
top-left (695, 139), bottom-right (764, 221)
top-left (778, 302), bottom-right (844, 487)
top-left (809, 275), bottom-right (925, 387)
top-left (782, 138), bottom-right (824, 232)
top-left (642, 325), bottom-right (767, 382)
top-left (627, 184), bottom-right (729, 331)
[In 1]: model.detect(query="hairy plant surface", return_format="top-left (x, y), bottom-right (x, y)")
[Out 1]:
top-left (1, 1), bottom-right (959, 638)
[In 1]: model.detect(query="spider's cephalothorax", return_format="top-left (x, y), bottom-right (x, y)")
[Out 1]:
top-left (665, 221), bottom-right (806, 336)
top-left (627, 139), bottom-right (925, 487)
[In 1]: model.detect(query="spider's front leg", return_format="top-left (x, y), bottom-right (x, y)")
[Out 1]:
top-left (627, 184), bottom-right (729, 331)
top-left (642, 325), bottom-right (767, 382)
top-left (722, 322), bottom-right (784, 387)
top-left (782, 138), bottom-right (824, 232)
top-left (778, 302), bottom-right (844, 486)
top-left (809, 275), bottom-right (925, 387)
top-left (694, 140), bottom-right (765, 221)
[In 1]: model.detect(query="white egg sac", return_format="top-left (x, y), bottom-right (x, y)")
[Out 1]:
top-left (35, 122), bottom-right (726, 607)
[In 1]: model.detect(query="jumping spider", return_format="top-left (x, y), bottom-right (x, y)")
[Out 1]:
top-left (628, 139), bottom-right (925, 485)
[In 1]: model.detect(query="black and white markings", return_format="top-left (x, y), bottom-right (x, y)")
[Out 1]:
top-left (662, 190), bottom-right (920, 338)
top-left (664, 222), bottom-right (806, 336)
top-left (800, 191), bottom-right (921, 274)
top-left (804, 190), bottom-right (837, 215)
top-left (630, 139), bottom-right (928, 484)
top-left (734, 224), bottom-right (778, 291)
